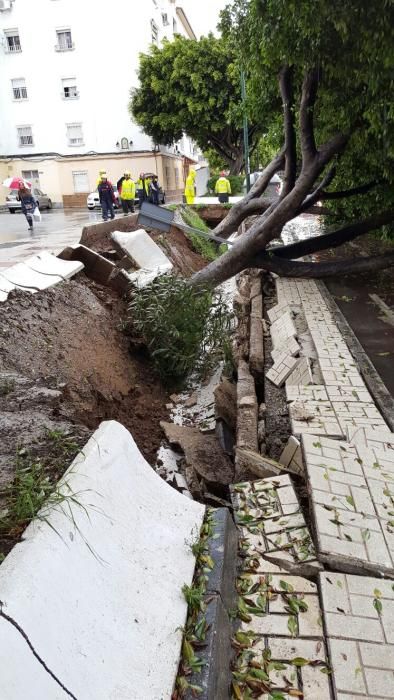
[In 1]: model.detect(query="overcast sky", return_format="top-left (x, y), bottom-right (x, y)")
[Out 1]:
top-left (181, 0), bottom-right (230, 37)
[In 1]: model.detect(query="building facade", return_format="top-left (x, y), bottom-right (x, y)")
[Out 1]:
top-left (0, 0), bottom-right (197, 206)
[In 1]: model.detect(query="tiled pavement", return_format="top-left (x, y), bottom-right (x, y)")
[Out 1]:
top-left (320, 571), bottom-right (394, 698)
top-left (246, 277), bottom-right (394, 699)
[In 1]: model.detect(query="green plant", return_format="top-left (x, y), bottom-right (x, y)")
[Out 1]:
top-left (180, 206), bottom-right (222, 262)
top-left (128, 274), bottom-right (233, 386)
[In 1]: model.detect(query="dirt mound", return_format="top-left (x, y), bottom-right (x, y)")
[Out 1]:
top-left (0, 278), bottom-right (169, 465)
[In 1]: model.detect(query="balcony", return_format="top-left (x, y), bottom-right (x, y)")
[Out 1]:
top-left (5, 43), bottom-right (22, 53)
top-left (55, 42), bottom-right (75, 52)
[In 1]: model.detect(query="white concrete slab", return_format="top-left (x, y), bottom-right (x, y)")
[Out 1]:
top-left (126, 266), bottom-right (171, 289)
top-left (25, 251), bottom-right (84, 280)
top-left (0, 420), bottom-right (204, 700)
top-left (111, 229), bottom-right (173, 272)
top-left (1, 262), bottom-right (63, 291)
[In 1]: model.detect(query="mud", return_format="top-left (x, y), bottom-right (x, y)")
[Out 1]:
top-left (0, 278), bottom-right (170, 469)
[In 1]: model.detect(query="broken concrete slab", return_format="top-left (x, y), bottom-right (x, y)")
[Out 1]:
top-left (80, 213), bottom-right (139, 252)
top-left (231, 475), bottom-right (321, 576)
top-left (303, 433), bottom-right (394, 577)
top-left (160, 421), bottom-right (234, 490)
top-left (279, 435), bottom-right (305, 477)
top-left (0, 420), bottom-right (204, 700)
top-left (59, 244), bottom-right (130, 293)
top-left (266, 350), bottom-right (300, 387)
top-left (214, 378), bottom-right (237, 431)
top-left (111, 229), bottom-right (173, 272)
top-left (270, 311), bottom-right (297, 349)
top-left (235, 448), bottom-right (286, 479)
top-left (249, 291), bottom-right (264, 379)
top-left (25, 251), bottom-right (84, 280)
top-left (236, 361), bottom-right (258, 477)
top-left (286, 356), bottom-right (313, 386)
top-left (1, 262), bottom-right (62, 292)
top-left (320, 571), bottom-right (394, 699)
top-left (271, 335), bottom-right (300, 362)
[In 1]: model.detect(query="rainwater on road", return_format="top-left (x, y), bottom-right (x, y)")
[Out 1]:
top-left (0, 208), bottom-right (105, 268)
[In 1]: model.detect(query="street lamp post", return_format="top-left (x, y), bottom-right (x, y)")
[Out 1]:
top-left (241, 69), bottom-right (251, 193)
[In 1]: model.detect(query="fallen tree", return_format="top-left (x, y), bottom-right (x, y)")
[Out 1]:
top-left (188, 0), bottom-right (394, 289)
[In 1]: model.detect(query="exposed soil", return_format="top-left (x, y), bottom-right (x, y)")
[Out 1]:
top-left (0, 277), bottom-right (170, 470)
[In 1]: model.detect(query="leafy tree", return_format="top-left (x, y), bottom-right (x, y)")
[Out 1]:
top-left (188, 0), bottom-right (394, 289)
top-left (130, 35), bottom-right (268, 174)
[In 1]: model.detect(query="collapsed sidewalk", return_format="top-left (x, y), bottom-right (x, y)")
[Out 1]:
top-left (0, 207), bottom-right (394, 698)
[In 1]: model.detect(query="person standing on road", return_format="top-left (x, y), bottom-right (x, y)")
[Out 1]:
top-left (149, 175), bottom-right (160, 205)
top-left (18, 187), bottom-right (37, 231)
top-left (184, 168), bottom-right (196, 204)
top-left (215, 172), bottom-right (231, 203)
top-left (136, 173), bottom-right (146, 208)
top-left (97, 173), bottom-right (115, 221)
top-left (118, 171), bottom-right (136, 215)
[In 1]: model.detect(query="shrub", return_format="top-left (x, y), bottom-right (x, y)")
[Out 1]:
top-left (180, 206), bottom-right (225, 261)
top-left (128, 275), bottom-right (234, 386)
top-left (207, 174), bottom-right (244, 196)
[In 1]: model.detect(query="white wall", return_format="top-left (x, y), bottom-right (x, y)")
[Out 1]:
top-left (0, 0), bottom-right (193, 157)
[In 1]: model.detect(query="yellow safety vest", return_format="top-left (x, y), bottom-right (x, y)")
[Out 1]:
top-left (136, 179), bottom-right (144, 190)
top-left (121, 178), bottom-right (136, 200)
top-left (215, 177), bottom-right (231, 194)
top-left (185, 174), bottom-right (195, 196)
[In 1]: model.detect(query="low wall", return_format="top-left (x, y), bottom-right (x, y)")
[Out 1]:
top-left (0, 420), bottom-right (205, 700)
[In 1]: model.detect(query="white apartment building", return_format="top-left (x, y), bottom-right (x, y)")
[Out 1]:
top-left (0, 0), bottom-right (197, 206)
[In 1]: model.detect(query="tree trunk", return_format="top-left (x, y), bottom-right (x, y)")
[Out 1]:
top-left (252, 251), bottom-right (394, 277)
top-left (228, 149), bottom-right (244, 175)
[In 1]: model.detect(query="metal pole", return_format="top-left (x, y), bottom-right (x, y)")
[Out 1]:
top-left (241, 69), bottom-right (251, 193)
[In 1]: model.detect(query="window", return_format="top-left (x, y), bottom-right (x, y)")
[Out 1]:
top-left (62, 77), bottom-right (78, 99)
top-left (151, 19), bottom-right (158, 44)
top-left (165, 165), bottom-right (171, 189)
top-left (120, 137), bottom-right (129, 150)
top-left (22, 170), bottom-right (39, 183)
top-left (162, 13), bottom-right (169, 26)
top-left (17, 126), bottom-right (33, 147)
top-left (72, 170), bottom-right (89, 193)
top-left (56, 29), bottom-right (73, 51)
top-left (5, 30), bottom-right (21, 53)
top-left (173, 18), bottom-right (178, 33)
top-left (12, 78), bottom-right (27, 100)
top-left (174, 168), bottom-right (179, 188)
top-left (66, 123), bottom-right (84, 146)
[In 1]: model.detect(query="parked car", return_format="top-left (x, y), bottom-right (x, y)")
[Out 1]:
top-left (6, 188), bottom-right (53, 213)
top-left (243, 172), bottom-right (282, 198)
top-left (87, 186), bottom-right (120, 210)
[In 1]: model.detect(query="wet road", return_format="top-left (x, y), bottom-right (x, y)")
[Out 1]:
top-left (0, 208), bottom-right (108, 268)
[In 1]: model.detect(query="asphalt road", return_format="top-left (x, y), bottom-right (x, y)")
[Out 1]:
top-left (0, 208), bottom-right (111, 268)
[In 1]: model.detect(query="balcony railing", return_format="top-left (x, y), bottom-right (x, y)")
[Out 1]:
top-left (55, 42), bottom-right (75, 52)
top-left (5, 43), bottom-right (22, 53)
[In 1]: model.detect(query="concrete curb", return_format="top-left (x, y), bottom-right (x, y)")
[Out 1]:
top-left (318, 281), bottom-right (394, 431)
top-left (185, 508), bottom-right (238, 700)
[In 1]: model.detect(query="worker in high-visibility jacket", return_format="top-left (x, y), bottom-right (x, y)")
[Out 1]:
top-left (184, 169), bottom-right (196, 204)
top-left (215, 171), bottom-right (231, 203)
top-left (119, 171), bottom-right (136, 215)
top-left (136, 173), bottom-right (145, 208)
top-left (96, 169), bottom-right (107, 187)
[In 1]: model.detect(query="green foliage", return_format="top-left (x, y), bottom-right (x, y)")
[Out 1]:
top-left (127, 275), bottom-right (233, 386)
top-left (180, 206), bottom-right (223, 261)
top-left (220, 0), bottom-right (394, 234)
top-left (130, 35), bottom-right (265, 173)
top-left (207, 174), bottom-right (244, 195)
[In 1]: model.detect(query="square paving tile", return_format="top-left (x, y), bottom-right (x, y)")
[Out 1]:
top-left (303, 434), bottom-right (394, 577)
top-left (320, 571), bottom-right (394, 699)
top-left (266, 353), bottom-right (300, 387)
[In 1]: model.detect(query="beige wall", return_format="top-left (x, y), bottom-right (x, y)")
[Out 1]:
top-left (0, 152), bottom-right (185, 207)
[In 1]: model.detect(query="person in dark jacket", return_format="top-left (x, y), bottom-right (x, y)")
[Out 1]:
top-left (18, 187), bottom-right (37, 231)
top-left (97, 173), bottom-right (115, 221)
top-left (149, 176), bottom-right (160, 205)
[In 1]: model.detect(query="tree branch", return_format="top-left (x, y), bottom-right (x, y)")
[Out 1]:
top-left (279, 65), bottom-right (297, 196)
top-left (299, 68), bottom-right (319, 165)
top-left (320, 180), bottom-right (380, 200)
top-left (270, 209), bottom-right (394, 259)
top-left (298, 165), bottom-right (337, 213)
top-left (250, 251), bottom-right (394, 277)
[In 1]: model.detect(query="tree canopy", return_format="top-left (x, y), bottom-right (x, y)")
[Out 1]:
top-left (188, 0), bottom-right (394, 289)
top-left (130, 35), bottom-right (273, 174)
